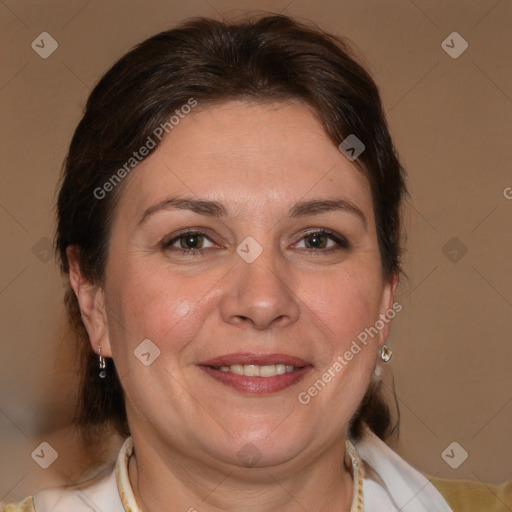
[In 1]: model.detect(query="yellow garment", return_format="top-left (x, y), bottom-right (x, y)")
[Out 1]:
top-left (430, 476), bottom-right (512, 512)
top-left (3, 476), bottom-right (511, 511)
top-left (1, 496), bottom-right (35, 512)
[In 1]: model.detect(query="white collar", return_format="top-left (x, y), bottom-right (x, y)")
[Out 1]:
top-left (32, 428), bottom-right (451, 511)
top-left (351, 426), bottom-right (452, 511)
top-left (114, 429), bottom-right (451, 512)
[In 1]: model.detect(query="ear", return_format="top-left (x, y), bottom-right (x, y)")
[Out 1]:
top-left (66, 245), bottom-right (112, 357)
top-left (376, 271), bottom-right (400, 348)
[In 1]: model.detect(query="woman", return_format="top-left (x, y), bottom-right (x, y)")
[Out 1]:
top-left (3, 14), bottom-right (510, 512)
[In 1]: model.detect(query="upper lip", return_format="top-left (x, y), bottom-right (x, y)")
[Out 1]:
top-left (198, 353), bottom-right (312, 367)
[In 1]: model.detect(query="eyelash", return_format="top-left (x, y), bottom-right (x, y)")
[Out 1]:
top-left (161, 229), bottom-right (350, 256)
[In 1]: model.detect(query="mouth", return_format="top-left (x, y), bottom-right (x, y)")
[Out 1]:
top-left (197, 353), bottom-right (313, 394)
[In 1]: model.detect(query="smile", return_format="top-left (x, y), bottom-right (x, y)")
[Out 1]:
top-left (197, 353), bottom-right (313, 394)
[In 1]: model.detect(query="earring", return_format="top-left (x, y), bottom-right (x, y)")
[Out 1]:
top-left (98, 345), bottom-right (107, 379)
top-left (380, 344), bottom-right (393, 362)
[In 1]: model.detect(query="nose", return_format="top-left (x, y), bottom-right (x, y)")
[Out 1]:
top-left (219, 249), bottom-right (300, 330)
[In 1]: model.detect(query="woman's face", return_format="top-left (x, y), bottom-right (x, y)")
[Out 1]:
top-left (79, 100), bottom-right (397, 469)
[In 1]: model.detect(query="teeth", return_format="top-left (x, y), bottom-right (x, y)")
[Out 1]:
top-left (259, 365), bottom-right (276, 377)
top-left (230, 364), bottom-right (244, 375)
top-left (275, 364), bottom-right (286, 375)
top-left (244, 365), bottom-right (259, 377)
top-left (214, 364), bottom-right (299, 377)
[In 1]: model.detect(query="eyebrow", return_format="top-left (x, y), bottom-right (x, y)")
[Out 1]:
top-left (288, 198), bottom-right (366, 228)
top-left (138, 196), bottom-right (367, 229)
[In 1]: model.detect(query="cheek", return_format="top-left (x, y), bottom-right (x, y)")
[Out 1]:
top-left (106, 261), bottom-right (221, 358)
top-left (294, 271), bottom-right (381, 435)
top-left (303, 268), bottom-right (383, 351)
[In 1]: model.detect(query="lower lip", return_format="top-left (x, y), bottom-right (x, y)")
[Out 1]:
top-left (197, 366), bottom-right (313, 394)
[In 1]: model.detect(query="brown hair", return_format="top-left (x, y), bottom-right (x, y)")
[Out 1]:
top-left (54, 13), bottom-right (407, 447)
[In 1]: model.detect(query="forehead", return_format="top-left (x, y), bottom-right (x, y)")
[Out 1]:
top-left (116, 100), bottom-right (373, 223)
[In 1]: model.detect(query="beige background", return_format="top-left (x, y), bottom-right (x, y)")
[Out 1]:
top-left (1, 0), bottom-right (511, 503)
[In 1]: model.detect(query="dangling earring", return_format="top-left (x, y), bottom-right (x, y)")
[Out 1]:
top-left (98, 345), bottom-right (107, 378)
top-left (380, 344), bottom-right (393, 362)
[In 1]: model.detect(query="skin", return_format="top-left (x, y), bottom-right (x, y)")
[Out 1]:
top-left (68, 100), bottom-right (398, 511)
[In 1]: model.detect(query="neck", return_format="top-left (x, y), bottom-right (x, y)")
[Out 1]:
top-left (127, 433), bottom-right (354, 512)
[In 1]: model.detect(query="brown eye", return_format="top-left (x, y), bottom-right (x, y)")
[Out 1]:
top-left (180, 234), bottom-right (204, 249)
top-left (295, 230), bottom-right (349, 251)
top-left (163, 231), bottom-right (216, 252)
top-left (304, 233), bottom-right (329, 249)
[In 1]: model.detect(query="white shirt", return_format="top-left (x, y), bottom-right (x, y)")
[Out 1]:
top-left (27, 426), bottom-right (452, 511)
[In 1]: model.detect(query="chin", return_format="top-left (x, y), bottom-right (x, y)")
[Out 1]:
top-left (210, 424), bottom-right (312, 469)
